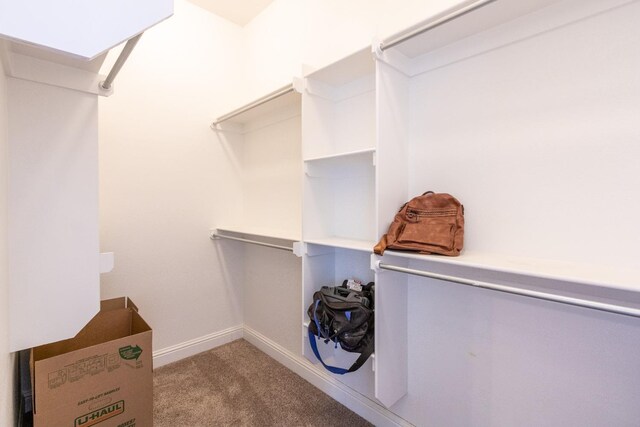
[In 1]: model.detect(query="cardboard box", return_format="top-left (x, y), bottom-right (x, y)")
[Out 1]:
top-left (31, 297), bottom-right (152, 427)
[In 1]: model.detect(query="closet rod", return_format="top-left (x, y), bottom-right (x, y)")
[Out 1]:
top-left (379, 0), bottom-right (497, 51)
top-left (211, 84), bottom-right (294, 127)
top-left (99, 33), bottom-right (143, 91)
top-left (210, 232), bottom-right (294, 252)
top-left (376, 261), bottom-right (640, 319)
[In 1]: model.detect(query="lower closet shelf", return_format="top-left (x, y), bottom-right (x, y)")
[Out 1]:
top-left (379, 250), bottom-right (640, 296)
top-left (210, 227), bottom-right (301, 254)
top-left (213, 226), bottom-right (300, 242)
top-left (303, 237), bottom-right (375, 252)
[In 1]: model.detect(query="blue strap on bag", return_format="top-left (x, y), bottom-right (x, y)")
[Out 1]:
top-left (308, 328), bottom-right (350, 375)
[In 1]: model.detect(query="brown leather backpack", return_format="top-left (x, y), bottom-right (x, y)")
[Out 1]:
top-left (374, 191), bottom-right (464, 256)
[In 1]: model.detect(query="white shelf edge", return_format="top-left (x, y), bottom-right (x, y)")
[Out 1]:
top-left (304, 148), bottom-right (376, 163)
top-left (304, 47), bottom-right (375, 86)
top-left (380, 250), bottom-right (640, 294)
top-left (304, 238), bottom-right (375, 253)
top-left (213, 226), bottom-right (300, 243)
top-left (211, 81), bottom-right (301, 128)
top-left (381, 0), bottom-right (630, 79)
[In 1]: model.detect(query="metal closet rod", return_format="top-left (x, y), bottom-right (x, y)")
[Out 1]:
top-left (211, 84), bottom-right (295, 127)
top-left (377, 262), bottom-right (640, 319)
top-left (380, 0), bottom-right (498, 51)
top-left (210, 232), bottom-right (294, 252)
top-left (100, 33), bottom-right (143, 91)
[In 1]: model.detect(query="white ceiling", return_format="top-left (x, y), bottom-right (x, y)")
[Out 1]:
top-left (187, 0), bottom-right (275, 26)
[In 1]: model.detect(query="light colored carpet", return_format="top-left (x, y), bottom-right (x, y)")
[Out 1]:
top-left (153, 339), bottom-right (373, 426)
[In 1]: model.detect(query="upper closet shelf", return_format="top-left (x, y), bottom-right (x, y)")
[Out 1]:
top-left (304, 148), bottom-right (375, 178)
top-left (381, 0), bottom-right (559, 57)
top-left (304, 148), bottom-right (375, 163)
top-left (211, 81), bottom-right (302, 132)
top-left (305, 47), bottom-right (374, 86)
top-left (375, 0), bottom-right (582, 76)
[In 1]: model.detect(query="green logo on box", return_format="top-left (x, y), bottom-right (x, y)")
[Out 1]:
top-left (119, 345), bottom-right (142, 361)
top-left (75, 400), bottom-right (124, 426)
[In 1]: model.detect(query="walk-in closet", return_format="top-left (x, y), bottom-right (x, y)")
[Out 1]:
top-left (1, 0), bottom-right (640, 426)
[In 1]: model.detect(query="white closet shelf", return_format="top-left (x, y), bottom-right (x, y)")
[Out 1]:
top-left (380, 249), bottom-right (640, 295)
top-left (305, 47), bottom-right (374, 86)
top-left (304, 238), bottom-right (375, 252)
top-left (375, 0), bottom-right (618, 79)
top-left (304, 149), bottom-right (375, 178)
top-left (214, 226), bottom-right (300, 242)
top-left (304, 148), bottom-right (375, 163)
top-left (211, 82), bottom-right (301, 129)
top-left (381, 0), bottom-right (562, 59)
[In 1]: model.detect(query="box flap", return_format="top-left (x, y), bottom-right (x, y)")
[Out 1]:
top-left (127, 297), bottom-right (139, 313)
top-left (131, 310), bottom-right (152, 334)
top-left (33, 309), bottom-right (133, 362)
top-left (101, 296), bottom-right (139, 313)
top-left (100, 297), bottom-right (127, 312)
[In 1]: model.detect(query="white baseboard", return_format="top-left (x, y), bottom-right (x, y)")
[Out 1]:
top-left (153, 325), bottom-right (243, 368)
top-left (243, 325), bottom-right (413, 427)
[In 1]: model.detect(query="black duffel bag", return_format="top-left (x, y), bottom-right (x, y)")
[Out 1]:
top-left (307, 280), bottom-right (374, 374)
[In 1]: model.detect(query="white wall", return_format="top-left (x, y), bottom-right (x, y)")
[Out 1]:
top-left (396, 276), bottom-right (640, 426)
top-left (99, 0), bottom-right (246, 354)
top-left (241, 0), bottom-right (470, 101)
top-left (0, 44), bottom-right (15, 427)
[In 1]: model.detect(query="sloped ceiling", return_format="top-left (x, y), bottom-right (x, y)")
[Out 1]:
top-left (186, 0), bottom-right (274, 26)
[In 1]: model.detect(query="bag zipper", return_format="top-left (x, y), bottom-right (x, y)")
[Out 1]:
top-left (406, 208), bottom-right (458, 219)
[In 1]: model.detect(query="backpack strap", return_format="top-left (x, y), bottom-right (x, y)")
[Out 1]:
top-left (373, 234), bottom-right (388, 255)
top-left (307, 327), bottom-right (374, 374)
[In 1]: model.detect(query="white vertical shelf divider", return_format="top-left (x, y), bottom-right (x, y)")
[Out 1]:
top-left (301, 48), bottom-right (378, 397)
top-left (372, 52), bottom-right (412, 407)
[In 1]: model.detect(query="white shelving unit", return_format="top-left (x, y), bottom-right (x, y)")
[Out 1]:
top-left (212, 82), bottom-right (303, 242)
top-left (211, 0), bottom-right (640, 413)
top-left (301, 243), bottom-right (376, 394)
top-left (214, 226), bottom-right (299, 244)
top-left (301, 48), bottom-right (380, 397)
top-left (371, 0), bottom-right (640, 407)
top-left (303, 48), bottom-right (376, 159)
top-left (210, 81), bottom-right (305, 374)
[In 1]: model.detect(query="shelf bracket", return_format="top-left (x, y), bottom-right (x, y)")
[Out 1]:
top-left (292, 241), bottom-right (305, 257)
top-left (371, 37), bottom-right (413, 78)
top-left (371, 254), bottom-right (382, 273)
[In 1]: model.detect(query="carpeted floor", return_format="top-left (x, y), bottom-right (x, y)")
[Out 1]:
top-left (153, 339), bottom-right (373, 426)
